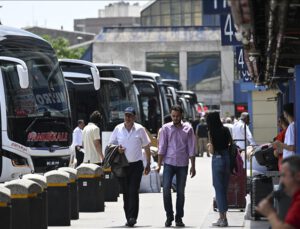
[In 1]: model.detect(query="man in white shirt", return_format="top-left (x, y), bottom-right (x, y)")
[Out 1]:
top-left (273, 103), bottom-right (295, 158)
top-left (232, 112), bottom-right (256, 150)
top-left (72, 119), bottom-right (85, 166)
top-left (109, 107), bottom-right (151, 227)
top-left (82, 111), bottom-right (104, 165)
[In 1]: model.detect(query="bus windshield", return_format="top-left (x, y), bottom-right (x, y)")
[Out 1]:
top-left (1, 50), bottom-right (71, 147)
top-left (99, 68), bottom-right (140, 121)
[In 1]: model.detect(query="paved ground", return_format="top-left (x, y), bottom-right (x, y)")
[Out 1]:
top-left (50, 157), bottom-right (270, 229)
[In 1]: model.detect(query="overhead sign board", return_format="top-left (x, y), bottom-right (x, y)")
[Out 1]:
top-left (220, 13), bottom-right (241, 46)
top-left (203, 0), bottom-right (230, 14)
top-left (235, 46), bottom-right (252, 82)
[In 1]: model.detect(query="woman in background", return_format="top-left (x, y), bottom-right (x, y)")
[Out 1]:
top-left (207, 112), bottom-right (231, 227)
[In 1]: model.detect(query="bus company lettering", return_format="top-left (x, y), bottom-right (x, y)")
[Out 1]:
top-left (35, 92), bottom-right (65, 105)
top-left (27, 131), bottom-right (68, 142)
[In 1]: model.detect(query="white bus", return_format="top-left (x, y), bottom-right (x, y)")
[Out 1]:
top-left (0, 26), bottom-right (73, 181)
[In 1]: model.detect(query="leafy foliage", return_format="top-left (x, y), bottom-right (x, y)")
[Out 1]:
top-left (42, 35), bottom-right (85, 59)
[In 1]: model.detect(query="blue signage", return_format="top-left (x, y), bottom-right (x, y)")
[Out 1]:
top-left (235, 46), bottom-right (252, 82)
top-left (203, 0), bottom-right (230, 14)
top-left (220, 13), bottom-right (241, 46)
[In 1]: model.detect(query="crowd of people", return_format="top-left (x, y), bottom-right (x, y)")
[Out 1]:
top-left (70, 103), bottom-right (299, 228)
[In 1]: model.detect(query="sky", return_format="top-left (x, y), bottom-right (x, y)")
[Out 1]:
top-left (0, 1), bottom-right (151, 31)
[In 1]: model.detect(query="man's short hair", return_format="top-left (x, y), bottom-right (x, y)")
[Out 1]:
top-left (240, 112), bottom-right (249, 121)
top-left (77, 119), bottom-right (84, 125)
top-left (90, 110), bottom-right (102, 124)
top-left (282, 155), bottom-right (300, 175)
top-left (170, 105), bottom-right (183, 114)
top-left (283, 103), bottom-right (294, 118)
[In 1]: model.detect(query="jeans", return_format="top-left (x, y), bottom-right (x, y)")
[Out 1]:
top-left (118, 160), bottom-right (144, 221)
top-left (212, 151), bottom-right (230, 213)
top-left (163, 164), bottom-right (188, 220)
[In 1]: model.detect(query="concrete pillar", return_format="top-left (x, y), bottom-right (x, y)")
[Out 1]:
top-left (179, 51), bottom-right (187, 90)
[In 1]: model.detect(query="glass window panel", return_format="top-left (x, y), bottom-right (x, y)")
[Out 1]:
top-left (161, 15), bottom-right (171, 26)
top-left (171, 1), bottom-right (181, 14)
top-left (183, 0), bottom-right (192, 13)
top-left (161, 2), bottom-right (171, 15)
top-left (192, 0), bottom-right (201, 13)
top-left (151, 1), bottom-right (160, 16)
top-left (183, 14), bottom-right (192, 26)
top-left (146, 52), bottom-right (179, 80)
top-left (151, 15), bottom-right (161, 26)
top-left (171, 14), bottom-right (182, 26)
top-left (142, 8), bottom-right (150, 16)
top-left (187, 52), bottom-right (221, 91)
top-left (193, 13), bottom-right (202, 26)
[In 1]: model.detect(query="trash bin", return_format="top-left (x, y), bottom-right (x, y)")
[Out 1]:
top-left (22, 173), bottom-right (48, 229)
top-left (77, 163), bottom-right (104, 212)
top-left (45, 170), bottom-right (71, 226)
top-left (58, 167), bottom-right (79, 220)
top-left (103, 168), bottom-right (119, 202)
top-left (0, 186), bottom-right (12, 229)
top-left (5, 179), bottom-right (43, 229)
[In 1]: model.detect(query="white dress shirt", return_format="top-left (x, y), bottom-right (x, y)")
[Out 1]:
top-left (72, 126), bottom-right (83, 147)
top-left (232, 120), bottom-right (256, 150)
top-left (109, 122), bottom-right (150, 163)
top-left (283, 122), bottom-right (295, 158)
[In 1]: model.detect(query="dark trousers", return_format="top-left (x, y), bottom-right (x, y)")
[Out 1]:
top-left (118, 160), bottom-right (144, 221)
top-left (163, 164), bottom-right (188, 221)
top-left (75, 148), bottom-right (84, 166)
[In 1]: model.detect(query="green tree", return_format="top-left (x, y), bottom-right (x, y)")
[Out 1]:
top-left (42, 35), bottom-right (85, 59)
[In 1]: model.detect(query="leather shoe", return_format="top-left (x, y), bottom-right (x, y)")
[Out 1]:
top-left (165, 217), bottom-right (174, 227)
top-left (175, 219), bottom-right (185, 227)
top-left (126, 218), bottom-right (136, 227)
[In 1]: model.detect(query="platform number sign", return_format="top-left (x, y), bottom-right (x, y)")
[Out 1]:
top-left (235, 46), bottom-right (251, 82)
top-left (220, 13), bottom-right (240, 46)
top-left (203, 0), bottom-right (230, 14)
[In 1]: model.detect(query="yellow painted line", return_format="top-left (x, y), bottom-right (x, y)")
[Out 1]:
top-left (47, 183), bottom-right (68, 187)
top-left (103, 168), bottom-right (111, 172)
top-left (78, 174), bottom-right (101, 179)
top-left (0, 202), bottom-right (8, 207)
top-left (11, 193), bottom-right (37, 199)
top-left (69, 179), bottom-right (76, 183)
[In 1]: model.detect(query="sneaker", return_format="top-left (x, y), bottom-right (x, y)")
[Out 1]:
top-left (165, 217), bottom-right (174, 227)
top-left (212, 218), bottom-right (228, 227)
top-left (175, 218), bottom-right (185, 227)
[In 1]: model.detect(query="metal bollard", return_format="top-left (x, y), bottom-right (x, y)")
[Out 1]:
top-left (0, 186), bottom-right (12, 229)
top-left (45, 170), bottom-right (71, 226)
top-left (22, 174), bottom-right (48, 229)
top-left (103, 168), bottom-right (119, 202)
top-left (5, 179), bottom-right (43, 229)
top-left (77, 163), bottom-right (104, 212)
top-left (58, 167), bottom-right (79, 220)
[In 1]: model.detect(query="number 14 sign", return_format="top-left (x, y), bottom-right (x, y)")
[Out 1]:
top-left (220, 13), bottom-right (241, 46)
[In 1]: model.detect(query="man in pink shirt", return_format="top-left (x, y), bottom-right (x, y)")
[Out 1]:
top-left (157, 105), bottom-right (196, 227)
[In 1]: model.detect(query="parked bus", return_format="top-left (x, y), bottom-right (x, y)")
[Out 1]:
top-left (131, 71), bottom-right (170, 134)
top-left (61, 62), bottom-right (139, 150)
top-left (0, 26), bottom-right (73, 181)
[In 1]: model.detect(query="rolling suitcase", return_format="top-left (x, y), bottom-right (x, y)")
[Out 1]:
top-left (250, 174), bottom-right (273, 219)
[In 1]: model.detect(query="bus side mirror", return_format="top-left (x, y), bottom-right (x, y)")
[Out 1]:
top-left (17, 64), bottom-right (29, 89)
top-left (90, 67), bottom-right (100, 90)
top-left (0, 56), bottom-right (29, 89)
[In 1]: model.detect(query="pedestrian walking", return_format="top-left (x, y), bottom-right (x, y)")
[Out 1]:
top-left (232, 112), bottom-right (256, 150)
top-left (195, 117), bottom-right (209, 157)
top-left (82, 110), bottom-right (104, 165)
top-left (157, 105), bottom-right (196, 227)
top-left (108, 107), bottom-right (151, 227)
top-left (207, 111), bottom-right (231, 227)
top-left (72, 119), bottom-right (85, 166)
